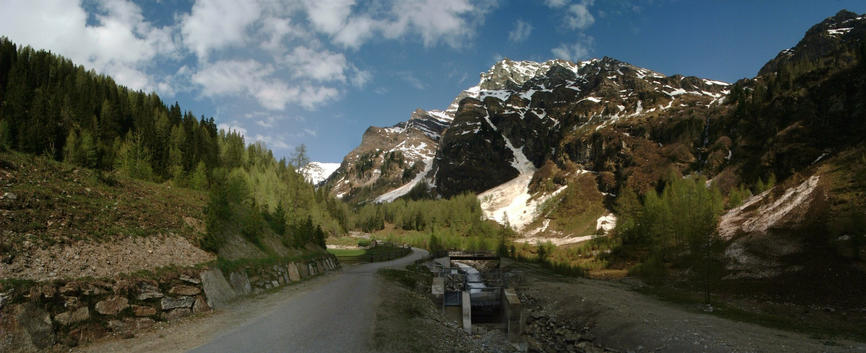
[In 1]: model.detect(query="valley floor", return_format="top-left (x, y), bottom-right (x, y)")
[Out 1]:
top-left (515, 263), bottom-right (866, 352)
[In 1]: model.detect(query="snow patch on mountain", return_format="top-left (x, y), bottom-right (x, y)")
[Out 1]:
top-left (375, 159), bottom-right (433, 203)
top-left (301, 162), bottom-right (340, 185)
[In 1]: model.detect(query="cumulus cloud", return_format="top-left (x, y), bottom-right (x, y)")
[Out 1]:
top-left (565, 0), bottom-right (595, 30)
top-left (508, 20), bottom-right (533, 43)
top-left (0, 0), bottom-right (176, 92)
top-left (181, 0), bottom-right (261, 59)
top-left (192, 59), bottom-right (339, 110)
top-left (284, 46), bottom-right (348, 82)
top-left (551, 35), bottom-right (594, 62)
top-left (303, 0), bottom-right (496, 49)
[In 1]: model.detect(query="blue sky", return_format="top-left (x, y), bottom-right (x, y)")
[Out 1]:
top-left (1, 0), bottom-right (864, 163)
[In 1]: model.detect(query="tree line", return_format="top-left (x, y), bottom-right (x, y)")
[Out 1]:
top-left (0, 37), bottom-right (347, 252)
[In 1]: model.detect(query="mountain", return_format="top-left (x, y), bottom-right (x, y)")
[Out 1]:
top-left (327, 10), bottom-right (866, 259)
top-left (300, 162), bottom-right (340, 185)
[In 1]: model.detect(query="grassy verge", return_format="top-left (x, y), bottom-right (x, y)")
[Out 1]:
top-left (328, 244), bottom-right (411, 263)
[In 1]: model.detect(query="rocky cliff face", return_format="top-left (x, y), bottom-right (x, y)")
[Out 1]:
top-left (323, 108), bottom-right (452, 203)
top-left (327, 10), bottom-right (866, 244)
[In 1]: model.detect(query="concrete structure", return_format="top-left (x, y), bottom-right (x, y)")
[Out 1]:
top-left (462, 291), bottom-right (472, 334)
top-left (502, 288), bottom-right (525, 341)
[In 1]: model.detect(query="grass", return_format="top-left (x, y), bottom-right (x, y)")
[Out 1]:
top-left (328, 243), bottom-right (411, 263)
top-left (0, 151), bottom-right (207, 255)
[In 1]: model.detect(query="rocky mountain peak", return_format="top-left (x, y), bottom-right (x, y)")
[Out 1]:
top-left (759, 10), bottom-right (865, 76)
top-left (478, 58), bottom-right (580, 90)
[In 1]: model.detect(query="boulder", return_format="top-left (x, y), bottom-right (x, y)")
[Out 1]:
top-left (95, 296), bottom-right (129, 316)
top-left (132, 305), bottom-right (157, 317)
top-left (228, 271), bottom-right (252, 295)
top-left (160, 296), bottom-right (195, 310)
top-left (168, 285), bottom-right (201, 296)
top-left (162, 308), bottom-right (191, 321)
top-left (200, 268), bottom-right (236, 309)
top-left (14, 303), bottom-right (56, 349)
top-left (179, 274), bottom-right (201, 285)
top-left (134, 317), bottom-right (155, 330)
top-left (136, 282), bottom-right (164, 300)
top-left (193, 295), bottom-right (210, 313)
top-left (54, 306), bottom-right (90, 326)
top-left (287, 263), bottom-right (301, 282)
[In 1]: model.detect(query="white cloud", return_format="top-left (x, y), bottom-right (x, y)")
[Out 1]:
top-left (0, 0), bottom-right (176, 92)
top-left (254, 134), bottom-right (290, 149)
top-left (218, 122), bottom-right (248, 137)
top-left (284, 46), bottom-right (348, 82)
top-left (350, 67), bottom-right (373, 88)
top-left (181, 0), bottom-right (261, 59)
top-left (551, 35), bottom-right (594, 61)
top-left (565, 0), bottom-right (595, 30)
top-left (544, 0), bottom-right (568, 8)
top-left (303, 0), bottom-right (496, 49)
top-left (508, 20), bottom-right (533, 43)
top-left (192, 59), bottom-right (339, 110)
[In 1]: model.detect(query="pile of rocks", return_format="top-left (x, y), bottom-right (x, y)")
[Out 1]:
top-left (519, 293), bottom-right (610, 353)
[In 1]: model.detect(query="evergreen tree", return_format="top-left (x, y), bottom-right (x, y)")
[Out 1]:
top-left (189, 161), bottom-right (208, 190)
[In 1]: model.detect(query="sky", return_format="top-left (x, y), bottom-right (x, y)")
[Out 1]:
top-left (1, 0), bottom-right (864, 163)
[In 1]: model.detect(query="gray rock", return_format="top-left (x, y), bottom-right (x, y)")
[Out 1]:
top-left (136, 282), bottom-right (164, 300)
top-left (2, 192), bottom-right (17, 200)
top-left (161, 296), bottom-right (195, 310)
top-left (287, 263), bottom-right (301, 282)
top-left (229, 271), bottom-right (252, 295)
top-left (162, 308), bottom-right (191, 321)
top-left (179, 274), bottom-right (201, 285)
top-left (54, 306), bottom-right (90, 326)
top-left (200, 267), bottom-right (236, 309)
top-left (95, 296), bottom-right (129, 316)
top-left (15, 303), bottom-right (56, 349)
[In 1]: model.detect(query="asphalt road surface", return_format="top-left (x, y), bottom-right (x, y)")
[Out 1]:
top-left (188, 248), bottom-right (428, 353)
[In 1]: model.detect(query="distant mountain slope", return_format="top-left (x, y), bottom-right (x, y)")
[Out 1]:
top-left (326, 10), bottom-right (866, 252)
top-left (300, 162), bottom-right (340, 185)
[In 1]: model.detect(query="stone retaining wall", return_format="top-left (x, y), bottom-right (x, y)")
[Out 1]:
top-left (0, 254), bottom-right (339, 351)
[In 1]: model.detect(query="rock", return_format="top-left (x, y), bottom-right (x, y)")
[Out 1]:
top-left (59, 282), bottom-right (79, 295)
top-left (200, 267), bottom-right (236, 309)
top-left (62, 295), bottom-right (80, 309)
top-left (193, 295), bottom-right (210, 313)
top-left (2, 192), bottom-right (17, 200)
top-left (67, 322), bottom-right (106, 345)
top-left (162, 308), bottom-right (191, 321)
top-left (106, 319), bottom-right (128, 332)
top-left (287, 263), bottom-right (301, 282)
top-left (134, 317), bottom-right (155, 330)
top-left (0, 291), bottom-right (7, 309)
top-left (54, 306), bottom-right (90, 326)
top-left (161, 296), bottom-right (195, 310)
top-left (136, 282), bottom-right (164, 300)
top-left (229, 271), bottom-right (252, 295)
top-left (179, 274), bottom-right (201, 285)
top-left (14, 303), bottom-right (56, 349)
top-left (95, 296), bottom-right (129, 315)
top-left (132, 305), bottom-right (157, 317)
top-left (168, 285), bottom-right (201, 296)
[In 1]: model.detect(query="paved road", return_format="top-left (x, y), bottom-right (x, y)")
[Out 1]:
top-left (188, 248), bottom-right (429, 353)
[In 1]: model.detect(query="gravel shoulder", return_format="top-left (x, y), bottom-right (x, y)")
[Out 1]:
top-left (517, 264), bottom-right (866, 353)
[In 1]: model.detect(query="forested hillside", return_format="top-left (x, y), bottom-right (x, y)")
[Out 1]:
top-left (0, 37), bottom-right (350, 254)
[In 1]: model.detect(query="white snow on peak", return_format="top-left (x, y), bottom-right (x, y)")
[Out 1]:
top-left (702, 79), bottom-right (730, 86)
top-left (300, 162), bottom-right (340, 185)
top-left (427, 110), bottom-right (454, 123)
top-left (827, 27), bottom-right (853, 36)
